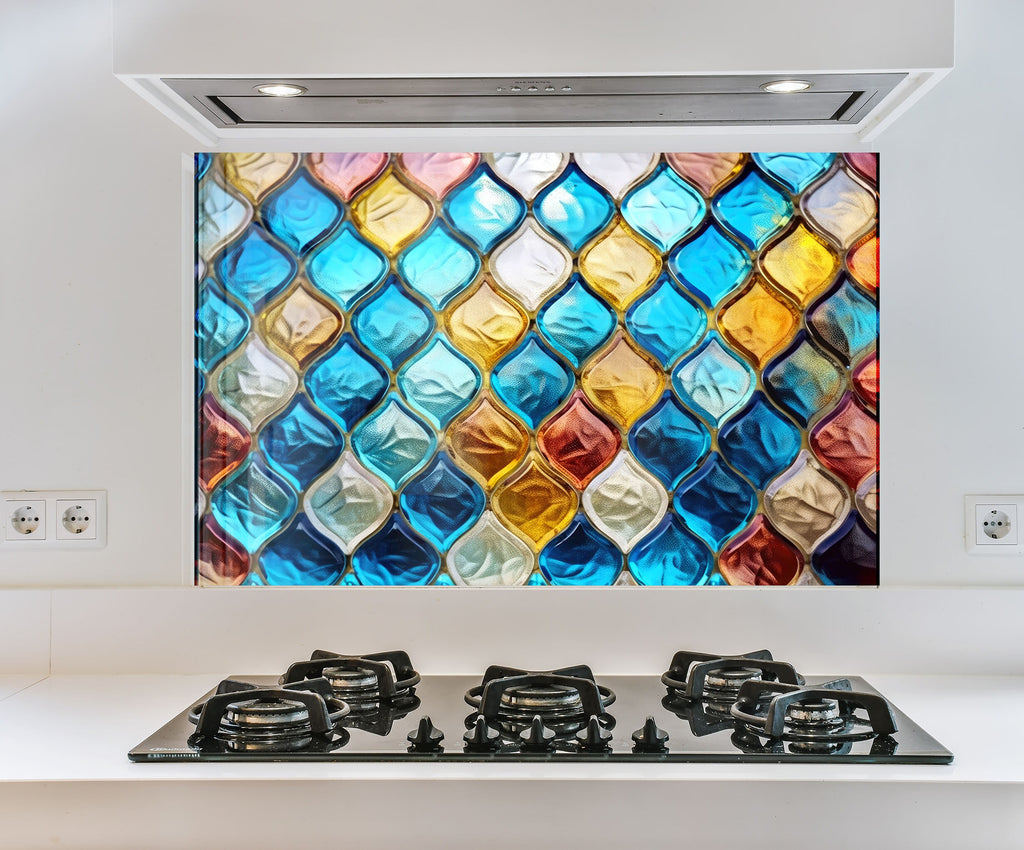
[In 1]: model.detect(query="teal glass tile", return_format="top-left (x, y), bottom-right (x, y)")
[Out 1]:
top-left (398, 221), bottom-right (481, 310)
top-left (262, 170), bottom-right (342, 255)
top-left (536, 275), bottom-right (616, 368)
top-left (492, 333), bottom-right (574, 428)
top-left (209, 454), bottom-right (297, 550)
top-left (534, 164), bottom-right (614, 251)
top-left (258, 395), bottom-right (343, 490)
top-left (352, 276), bottom-right (435, 370)
top-left (753, 152), bottom-right (835, 193)
top-left (622, 164), bottom-right (706, 252)
top-left (539, 513), bottom-right (623, 585)
top-left (259, 514), bottom-right (345, 585)
top-left (304, 334), bottom-right (389, 432)
top-left (399, 452), bottom-right (485, 550)
top-left (396, 335), bottom-right (481, 429)
top-left (216, 224), bottom-right (296, 310)
top-left (196, 278), bottom-right (250, 372)
top-left (350, 394), bottom-right (437, 489)
top-left (672, 332), bottom-right (756, 427)
top-left (352, 514), bottom-right (440, 585)
top-left (628, 391), bottom-right (711, 490)
top-left (764, 333), bottom-right (845, 426)
top-left (808, 277), bottom-right (878, 365)
top-left (306, 222), bottom-right (389, 310)
top-left (668, 224), bottom-right (752, 307)
top-left (712, 171), bottom-right (793, 250)
top-left (673, 454), bottom-right (757, 550)
top-left (444, 166), bottom-right (526, 252)
top-left (628, 513), bottom-right (713, 585)
top-left (625, 274), bottom-right (706, 367)
top-left (718, 392), bottom-right (801, 489)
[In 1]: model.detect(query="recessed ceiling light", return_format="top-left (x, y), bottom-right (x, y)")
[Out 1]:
top-left (760, 80), bottom-right (813, 94)
top-left (255, 83), bottom-right (307, 97)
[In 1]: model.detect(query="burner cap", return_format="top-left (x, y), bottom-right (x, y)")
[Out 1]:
top-left (224, 697), bottom-right (310, 729)
top-left (500, 683), bottom-right (584, 715)
top-left (323, 666), bottom-right (379, 693)
top-left (785, 698), bottom-right (844, 734)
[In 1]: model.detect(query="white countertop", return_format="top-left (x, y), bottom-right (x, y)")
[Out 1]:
top-left (0, 673), bottom-right (1022, 849)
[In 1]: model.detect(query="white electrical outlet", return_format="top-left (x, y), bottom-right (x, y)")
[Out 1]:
top-left (965, 495), bottom-right (1024, 556)
top-left (0, 490), bottom-right (106, 549)
top-left (4, 499), bottom-right (46, 541)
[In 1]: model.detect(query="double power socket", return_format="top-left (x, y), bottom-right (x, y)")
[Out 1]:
top-left (1, 490), bottom-right (107, 549)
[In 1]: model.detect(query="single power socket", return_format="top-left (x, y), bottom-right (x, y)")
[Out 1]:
top-left (965, 495), bottom-right (1024, 556)
top-left (0, 490), bottom-right (106, 549)
top-left (4, 499), bottom-right (46, 541)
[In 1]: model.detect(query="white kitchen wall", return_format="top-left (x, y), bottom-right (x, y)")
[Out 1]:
top-left (0, 0), bottom-right (1022, 593)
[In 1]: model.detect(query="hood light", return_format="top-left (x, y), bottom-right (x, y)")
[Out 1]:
top-left (255, 83), bottom-right (307, 97)
top-left (760, 80), bottom-right (813, 94)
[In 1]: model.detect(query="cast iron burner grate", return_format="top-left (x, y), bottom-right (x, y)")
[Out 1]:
top-left (187, 676), bottom-right (351, 753)
top-left (464, 665), bottom-right (616, 745)
top-left (730, 677), bottom-right (899, 752)
top-left (279, 650), bottom-right (421, 713)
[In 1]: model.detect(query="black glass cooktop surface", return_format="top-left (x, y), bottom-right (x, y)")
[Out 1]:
top-left (129, 673), bottom-right (953, 764)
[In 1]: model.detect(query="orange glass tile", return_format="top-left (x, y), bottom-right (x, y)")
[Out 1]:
top-left (198, 395), bottom-right (251, 491)
top-left (446, 395), bottom-right (530, 489)
top-left (719, 515), bottom-right (803, 586)
top-left (492, 454), bottom-right (578, 550)
top-left (847, 232), bottom-right (879, 295)
top-left (853, 353), bottom-right (879, 408)
top-left (718, 277), bottom-right (800, 368)
top-left (810, 393), bottom-right (878, 489)
top-left (537, 390), bottom-right (621, 489)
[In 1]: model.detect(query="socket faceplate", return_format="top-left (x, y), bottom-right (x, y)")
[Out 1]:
top-left (0, 491), bottom-right (106, 549)
top-left (965, 495), bottom-right (1024, 556)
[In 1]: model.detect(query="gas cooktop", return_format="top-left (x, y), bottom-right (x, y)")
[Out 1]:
top-left (128, 649), bottom-right (953, 764)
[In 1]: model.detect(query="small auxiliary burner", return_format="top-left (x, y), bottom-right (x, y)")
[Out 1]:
top-left (187, 677), bottom-right (351, 753)
top-left (280, 649), bottom-right (421, 710)
top-left (464, 665), bottom-right (616, 741)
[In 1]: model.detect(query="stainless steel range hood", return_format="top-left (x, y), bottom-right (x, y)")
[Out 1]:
top-left (113, 0), bottom-right (953, 145)
top-left (164, 74), bottom-right (905, 130)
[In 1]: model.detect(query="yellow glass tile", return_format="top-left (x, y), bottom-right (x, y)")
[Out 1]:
top-left (761, 222), bottom-right (840, 308)
top-left (445, 280), bottom-right (529, 369)
top-left (446, 395), bottom-right (530, 489)
top-left (350, 171), bottom-right (433, 254)
top-left (222, 153), bottom-right (297, 203)
top-left (580, 331), bottom-right (665, 428)
top-left (579, 219), bottom-right (661, 310)
top-left (258, 283), bottom-right (342, 369)
top-left (492, 454), bottom-right (577, 550)
top-left (719, 277), bottom-right (800, 368)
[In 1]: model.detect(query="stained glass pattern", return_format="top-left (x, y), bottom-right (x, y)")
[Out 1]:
top-left (196, 152), bottom-right (879, 586)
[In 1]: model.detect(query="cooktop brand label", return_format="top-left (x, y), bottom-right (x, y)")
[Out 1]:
top-left (193, 152), bottom-right (879, 587)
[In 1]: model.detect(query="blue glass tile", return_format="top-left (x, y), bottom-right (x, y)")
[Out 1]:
top-left (306, 222), bottom-right (389, 310)
top-left (259, 514), bottom-right (344, 585)
top-left (539, 513), bottom-right (623, 585)
top-left (304, 334), bottom-right (388, 433)
top-left (399, 452), bottom-right (485, 550)
top-left (712, 171), bottom-right (793, 250)
top-left (210, 454), bottom-right (297, 550)
top-left (352, 277), bottom-right (435, 370)
top-left (196, 278), bottom-right (250, 372)
top-left (398, 221), bottom-right (481, 310)
top-left (258, 395), bottom-right (343, 490)
top-left (536, 275), bottom-right (616, 368)
top-left (812, 514), bottom-right (878, 585)
top-left (196, 370), bottom-right (205, 398)
top-left (625, 274), bottom-right (706, 367)
top-left (350, 394), bottom-right (436, 489)
top-left (628, 391), bottom-right (711, 490)
top-left (672, 332), bottom-right (756, 427)
top-left (195, 152), bottom-right (211, 180)
top-left (444, 167), bottom-right (526, 253)
top-left (718, 392), bottom-right (801, 489)
top-left (527, 573), bottom-right (547, 585)
top-left (352, 514), bottom-right (440, 585)
top-left (341, 572), bottom-right (361, 585)
top-left (262, 171), bottom-right (342, 255)
top-left (396, 335), bottom-right (481, 429)
top-left (673, 455), bottom-right (757, 550)
top-left (628, 514), bottom-right (713, 585)
top-left (808, 278), bottom-right (878, 364)
top-left (753, 152), bottom-right (835, 193)
top-left (492, 333), bottom-right (574, 428)
top-left (621, 165), bottom-right (706, 252)
top-left (668, 224), bottom-right (752, 307)
top-left (534, 164), bottom-right (614, 252)
top-left (708, 572), bottom-right (727, 586)
top-left (215, 224), bottom-right (296, 311)
top-left (763, 333), bottom-right (844, 426)
top-left (435, 573), bottom-right (456, 586)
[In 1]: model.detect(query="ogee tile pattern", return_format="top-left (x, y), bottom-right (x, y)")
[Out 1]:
top-left (196, 152), bottom-right (879, 586)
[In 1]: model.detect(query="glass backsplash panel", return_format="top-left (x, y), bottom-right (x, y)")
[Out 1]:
top-left (195, 152), bottom-right (879, 587)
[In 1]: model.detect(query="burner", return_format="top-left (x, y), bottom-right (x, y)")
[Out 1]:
top-left (730, 678), bottom-right (898, 744)
top-left (280, 650), bottom-right (421, 709)
top-left (187, 677), bottom-right (350, 753)
top-left (465, 665), bottom-right (616, 736)
top-left (662, 650), bottom-right (805, 705)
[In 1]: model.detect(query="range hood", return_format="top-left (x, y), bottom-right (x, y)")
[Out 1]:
top-left (113, 0), bottom-right (953, 145)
